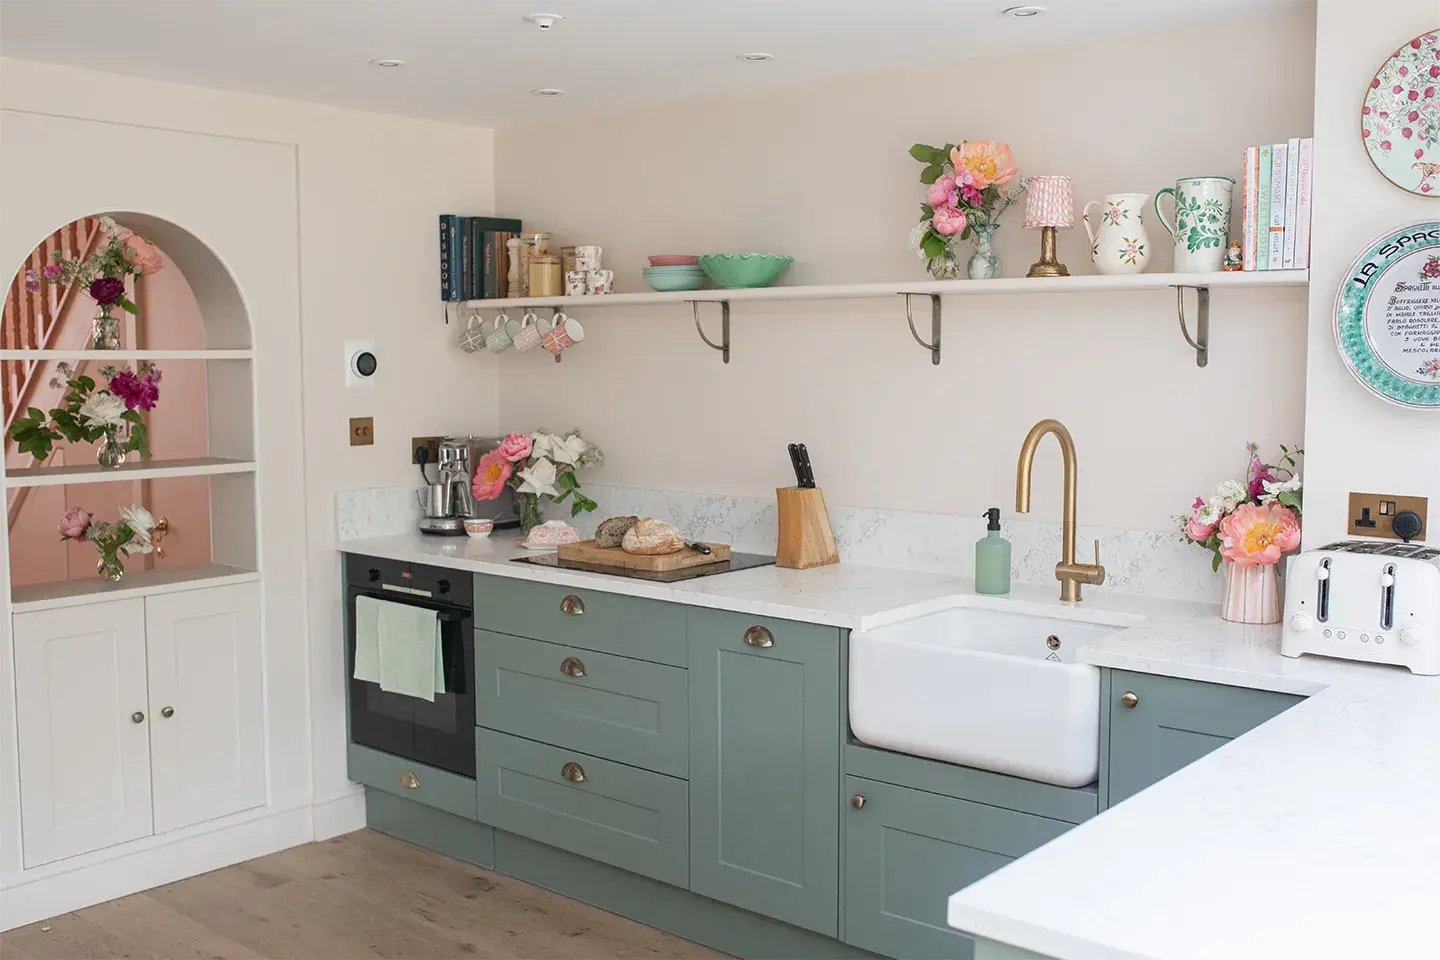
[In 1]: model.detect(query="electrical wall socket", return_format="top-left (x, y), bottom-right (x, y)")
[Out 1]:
top-left (1347, 491), bottom-right (1428, 541)
top-left (411, 436), bottom-right (441, 465)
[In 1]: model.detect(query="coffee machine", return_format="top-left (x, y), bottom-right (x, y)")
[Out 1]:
top-left (416, 437), bottom-right (521, 535)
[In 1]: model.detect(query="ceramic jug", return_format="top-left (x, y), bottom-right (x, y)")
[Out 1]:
top-left (1082, 193), bottom-right (1152, 275)
top-left (1154, 176), bottom-right (1234, 272)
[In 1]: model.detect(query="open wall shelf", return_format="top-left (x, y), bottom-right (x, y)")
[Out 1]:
top-left (0, 349), bottom-right (253, 361)
top-left (4, 456), bottom-right (256, 488)
top-left (10, 563), bottom-right (259, 613)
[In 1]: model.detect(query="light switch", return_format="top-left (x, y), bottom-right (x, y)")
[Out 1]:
top-left (350, 417), bottom-right (374, 447)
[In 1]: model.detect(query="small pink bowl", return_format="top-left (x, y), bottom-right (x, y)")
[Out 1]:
top-left (648, 255), bottom-right (699, 266)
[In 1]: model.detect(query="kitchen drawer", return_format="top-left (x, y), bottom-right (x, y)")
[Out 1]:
top-left (347, 742), bottom-right (477, 821)
top-left (476, 630), bottom-right (689, 777)
top-left (476, 728), bottom-right (689, 888)
top-left (474, 575), bottom-right (687, 666)
top-left (844, 776), bottom-right (1072, 960)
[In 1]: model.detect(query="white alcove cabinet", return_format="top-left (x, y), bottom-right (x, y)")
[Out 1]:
top-left (12, 582), bottom-right (264, 868)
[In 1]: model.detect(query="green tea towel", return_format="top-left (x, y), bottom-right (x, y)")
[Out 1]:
top-left (353, 595), bottom-right (445, 701)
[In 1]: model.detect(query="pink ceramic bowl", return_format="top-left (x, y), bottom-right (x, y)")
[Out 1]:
top-left (648, 254), bottom-right (699, 266)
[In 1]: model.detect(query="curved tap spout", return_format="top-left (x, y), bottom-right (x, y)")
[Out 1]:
top-left (1014, 419), bottom-right (1105, 602)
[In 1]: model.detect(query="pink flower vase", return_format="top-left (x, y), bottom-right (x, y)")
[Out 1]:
top-left (1221, 561), bottom-right (1283, 624)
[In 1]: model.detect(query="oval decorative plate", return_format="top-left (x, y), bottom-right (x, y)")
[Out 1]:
top-left (1361, 29), bottom-right (1439, 195)
top-left (1333, 220), bottom-right (1440, 409)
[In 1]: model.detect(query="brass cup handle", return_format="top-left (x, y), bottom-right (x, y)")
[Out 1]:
top-left (560, 595), bottom-right (586, 616)
top-left (399, 770), bottom-right (420, 789)
top-left (561, 761), bottom-right (587, 783)
top-left (743, 626), bottom-right (774, 648)
top-left (131, 710), bottom-right (145, 724)
top-left (850, 794), bottom-right (866, 810)
top-left (160, 706), bottom-right (175, 718)
top-left (1120, 691), bottom-right (1139, 710)
top-left (560, 656), bottom-right (586, 678)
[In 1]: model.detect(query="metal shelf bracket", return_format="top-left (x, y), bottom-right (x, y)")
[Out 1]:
top-left (690, 300), bottom-right (731, 364)
top-left (901, 293), bottom-right (942, 365)
top-left (1173, 285), bottom-right (1210, 368)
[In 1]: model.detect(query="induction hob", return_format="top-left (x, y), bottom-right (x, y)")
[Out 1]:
top-left (511, 551), bottom-right (776, 583)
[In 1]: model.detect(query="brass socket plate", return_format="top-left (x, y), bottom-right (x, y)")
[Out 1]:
top-left (411, 436), bottom-right (441, 464)
top-left (349, 417), bottom-right (374, 447)
top-left (1347, 491), bottom-right (1427, 542)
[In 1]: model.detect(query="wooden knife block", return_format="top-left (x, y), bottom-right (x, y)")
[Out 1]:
top-left (776, 486), bottom-right (839, 570)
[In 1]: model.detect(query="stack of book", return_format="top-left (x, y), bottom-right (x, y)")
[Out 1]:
top-left (1240, 139), bottom-right (1313, 272)
top-left (439, 215), bottom-right (522, 301)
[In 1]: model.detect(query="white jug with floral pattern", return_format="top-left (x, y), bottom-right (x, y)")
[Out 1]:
top-left (1082, 193), bottom-right (1152, 275)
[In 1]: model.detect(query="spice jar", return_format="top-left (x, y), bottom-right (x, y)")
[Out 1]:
top-left (528, 256), bottom-right (563, 298)
top-left (561, 245), bottom-right (578, 277)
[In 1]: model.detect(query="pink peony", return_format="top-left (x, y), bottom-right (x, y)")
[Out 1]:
top-left (59, 507), bottom-right (91, 541)
top-left (122, 233), bottom-right (166, 276)
top-left (1185, 515), bottom-right (1218, 542)
top-left (926, 175), bottom-right (957, 209)
top-left (496, 431), bottom-right (533, 463)
top-left (932, 206), bottom-right (967, 236)
top-left (951, 141), bottom-right (1017, 190)
top-left (1219, 503), bottom-right (1301, 567)
top-left (471, 449), bottom-right (512, 501)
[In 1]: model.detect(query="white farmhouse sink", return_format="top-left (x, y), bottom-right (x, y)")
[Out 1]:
top-left (850, 600), bottom-right (1142, 787)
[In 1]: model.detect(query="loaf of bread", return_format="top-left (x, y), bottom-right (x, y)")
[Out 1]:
top-left (621, 518), bottom-right (686, 556)
top-left (595, 515), bottom-right (639, 548)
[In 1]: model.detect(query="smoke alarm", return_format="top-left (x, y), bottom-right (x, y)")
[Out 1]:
top-left (523, 13), bottom-right (565, 31)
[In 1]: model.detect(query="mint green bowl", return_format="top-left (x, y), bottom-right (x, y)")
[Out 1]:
top-left (697, 253), bottom-right (794, 289)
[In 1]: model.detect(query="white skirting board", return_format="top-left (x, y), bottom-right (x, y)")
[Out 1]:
top-left (312, 785), bottom-right (367, 841)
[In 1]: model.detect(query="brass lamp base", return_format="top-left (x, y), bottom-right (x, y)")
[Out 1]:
top-left (1026, 225), bottom-right (1070, 278)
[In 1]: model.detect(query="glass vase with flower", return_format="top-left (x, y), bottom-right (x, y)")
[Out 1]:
top-left (25, 216), bottom-right (166, 350)
top-left (59, 503), bottom-right (160, 583)
top-left (471, 429), bottom-right (605, 535)
top-left (908, 141), bottom-right (1028, 280)
top-left (8, 361), bottom-right (160, 469)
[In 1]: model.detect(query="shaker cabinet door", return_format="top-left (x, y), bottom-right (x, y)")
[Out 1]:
top-left (13, 599), bottom-right (153, 867)
top-left (145, 583), bottom-right (266, 833)
top-left (687, 608), bottom-right (842, 937)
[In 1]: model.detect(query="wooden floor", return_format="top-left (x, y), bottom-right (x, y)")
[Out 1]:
top-left (1, 830), bottom-right (729, 959)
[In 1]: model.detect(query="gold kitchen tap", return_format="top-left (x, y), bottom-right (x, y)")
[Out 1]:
top-left (1015, 419), bottom-right (1106, 602)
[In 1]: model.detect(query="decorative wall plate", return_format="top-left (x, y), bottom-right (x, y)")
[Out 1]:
top-left (1333, 220), bottom-right (1440, 409)
top-left (1361, 30), bottom-right (1439, 195)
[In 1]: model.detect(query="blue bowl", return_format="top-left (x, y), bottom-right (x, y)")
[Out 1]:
top-left (643, 270), bottom-right (708, 292)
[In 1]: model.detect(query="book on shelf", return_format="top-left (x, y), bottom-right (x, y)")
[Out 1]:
top-left (440, 216), bottom-right (521, 300)
top-left (1242, 146), bottom-right (1260, 271)
top-left (1282, 136), bottom-right (1301, 269)
top-left (458, 217), bottom-right (474, 300)
top-left (1255, 145), bottom-right (1272, 272)
top-left (438, 215), bottom-right (458, 301)
top-left (481, 231), bottom-right (496, 299)
top-left (1268, 141), bottom-right (1287, 270)
top-left (1293, 138), bottom-right (1314, 269)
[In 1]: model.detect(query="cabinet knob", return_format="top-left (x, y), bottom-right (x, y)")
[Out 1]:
top-left (850, 794), bottom-right (866, 810)
top-left (560, 656), bottom-right (586, 678)
top-left (561, 761), bottom-right (587, 783)
top-left (560, 595), bottom-right (586, 616)
top-left (160, 706), bottom-right (175, 719)
top-left (399, 770), bottom-right (420, 789)
top-left (743, 625), bottom-right (774, 648)
top-left (131, 711), bottom-right (145, 724)
top-left (1120, 691), bottom-right (1139, 709)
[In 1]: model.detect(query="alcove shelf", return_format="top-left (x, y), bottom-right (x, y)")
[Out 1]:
top-left (10, 563), bottom-right (260, 613)
top-left (0, 349), bottom-right (253, 361)
top-left (4, 456), bottom-right (256, 488)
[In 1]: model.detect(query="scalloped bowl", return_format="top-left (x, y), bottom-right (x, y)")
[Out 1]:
top-left (697, 253), bottom-right (794, 289)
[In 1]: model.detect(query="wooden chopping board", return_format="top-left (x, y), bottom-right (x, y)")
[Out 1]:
top-left (556, 539), bottom-right (731, 572)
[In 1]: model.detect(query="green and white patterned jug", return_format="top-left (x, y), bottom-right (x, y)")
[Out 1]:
top-left (1154, 176), bottom-right (1234, 273)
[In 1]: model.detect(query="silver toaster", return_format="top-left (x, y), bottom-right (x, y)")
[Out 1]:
top-left (1282, 541), bottom-right (1440, 675)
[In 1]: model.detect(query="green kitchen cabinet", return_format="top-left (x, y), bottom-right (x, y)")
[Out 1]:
top-left (1103, 669), bottom-right (1302, 807)
top-left (844, 776), bottom-right (1071, 960)
top-left (687, 608), bottom-right (843, 938)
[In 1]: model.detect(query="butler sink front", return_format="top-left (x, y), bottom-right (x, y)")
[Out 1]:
top-left (850, 600), bottom-right (1142, 787)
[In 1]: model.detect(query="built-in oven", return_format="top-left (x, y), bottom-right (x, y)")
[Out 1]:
top-left (345, 554), bottom-right (475, 778)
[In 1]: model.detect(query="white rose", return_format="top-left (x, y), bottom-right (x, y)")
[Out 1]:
top-left (529, 432), bottom-right (555, 461)
top-left (118, 504), bottom-right (156, 554)
top-left (550, 434), bottom-right (587, 467)
top-left (517, 457), bottom-right (559, 498)
top-left (79, 391), bottom-right (127, 429)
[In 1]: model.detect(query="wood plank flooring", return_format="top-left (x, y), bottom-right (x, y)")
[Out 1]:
top-left (2, 829), bottom-right (729, 959)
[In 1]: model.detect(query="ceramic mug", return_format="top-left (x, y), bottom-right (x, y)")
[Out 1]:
top-left (458, 311), bottom-right (486, 353)
top-left (565, 270), bottom-right (588, 297)
top-left (1154, 176), bottom-right (1234, 273)
top-left (586, 269), bottom-right (614, 295)
top-left (508, 313), bottom-right (542, 352)
top-left (483, 313), bottom-right (513, 353)
top-left (542, 313), bottom-right (585, 355)
top-left (575, 245), bottom-right (602, 263)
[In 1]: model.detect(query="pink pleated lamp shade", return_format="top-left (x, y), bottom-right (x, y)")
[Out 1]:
top-left (1023, 176), bottom-right (1074, 229)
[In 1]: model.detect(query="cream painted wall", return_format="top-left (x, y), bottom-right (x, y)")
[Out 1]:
top-left (494, 8), bottom-right (1315, 534)
top-left (1302, 1), bottom-right (1440, 546)
top-left (0, 58), bottom-right (499, 823)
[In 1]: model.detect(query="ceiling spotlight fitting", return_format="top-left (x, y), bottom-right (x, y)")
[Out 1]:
top-left (531, 88), bottom-right (566, 97)
top-left (523, 13), bottom-right (566, 31)
top-left (369, 58), bottom-right (406, 67)
top-left (737, 52), bottom-right (775, 62)
top-left (1002, 5), bottom-right (1046, 17)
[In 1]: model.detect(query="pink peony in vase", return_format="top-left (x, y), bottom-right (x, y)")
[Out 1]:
top-left (471, 450), bottom-right (512, 501)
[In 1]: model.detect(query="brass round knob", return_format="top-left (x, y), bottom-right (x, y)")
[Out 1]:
top-left (561, 761), bottom-right (587, 783)
top-left (560, 595), bottom-right (586, 616)
top-left (131, 711), bottom-right (145, 724)
top-left (850, 794), bottom-right (866, 810)
top-left (560, 656), bottom-right (586, 678)
top-left (743, 626), bottom-right (774, 648)
top-left (1120, 691), bottom-right (1139, 710)
top-left (160, 706), bottom-right (175, 719)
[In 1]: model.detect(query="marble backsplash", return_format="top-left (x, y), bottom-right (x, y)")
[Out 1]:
top-left (336, 483), bottom-right (1222, 602)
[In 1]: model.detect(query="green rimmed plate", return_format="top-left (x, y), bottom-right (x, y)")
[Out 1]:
top-left (1333, 220), bottom-right (1440, 410)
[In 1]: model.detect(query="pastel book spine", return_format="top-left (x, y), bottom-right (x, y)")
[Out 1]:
top-left (439, 214), bottom-right (455, 301)
top-left (1294, 138), bottom-right (1314, 269)
top-left (1255, 146), bottom-right (1272, 272)
top-left (1268, 142), bottom-right (1287, 270)
top-left (1282, 136), bottom-right (1300, 269)
top-left (1242, 146), bottom-right (1259, 271)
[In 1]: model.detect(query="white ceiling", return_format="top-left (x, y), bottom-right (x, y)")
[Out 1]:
top-left (0, 0), bottom-right (1298, 128)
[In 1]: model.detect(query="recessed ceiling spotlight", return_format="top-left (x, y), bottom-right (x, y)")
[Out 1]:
top-left (369, 58), bottom-right (406, 68)
top-left (523, 13), bottom-right (565, 31)
top-left (737, 52), bottom-right (775, 62)
top-left (531, 88), bottom-right (566, 97)
top-left (1002, 5), bottom-right (1046, 17)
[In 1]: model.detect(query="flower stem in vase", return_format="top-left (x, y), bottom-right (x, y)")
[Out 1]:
top-left (96, 427), bottom-right (127, 469)
top-left (92, 303), bottom-right (122, 350)
top-left (520, 492), bottom-right (544, 533)
top-left (96, 552), bottom-right (126, 582)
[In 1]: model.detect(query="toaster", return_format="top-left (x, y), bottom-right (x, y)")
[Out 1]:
top-left (1281, 541), bottom-right (1440, 675)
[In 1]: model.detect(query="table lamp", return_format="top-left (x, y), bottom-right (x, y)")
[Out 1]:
top-left (1023, 175), bottom-right (1073, 278)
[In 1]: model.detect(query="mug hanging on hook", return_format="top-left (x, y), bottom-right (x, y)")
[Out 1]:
top-left (458, 308), bottom-right (486, 353)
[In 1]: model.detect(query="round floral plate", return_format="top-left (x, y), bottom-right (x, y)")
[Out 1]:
top-left (1332, 220), bottom-right (1440, 409)
top-left (1361, 30), bottom-right (1439, 195)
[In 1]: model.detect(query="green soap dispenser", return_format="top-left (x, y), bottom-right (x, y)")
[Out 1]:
top-left (975, 507), bottom-right (1012, 595)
